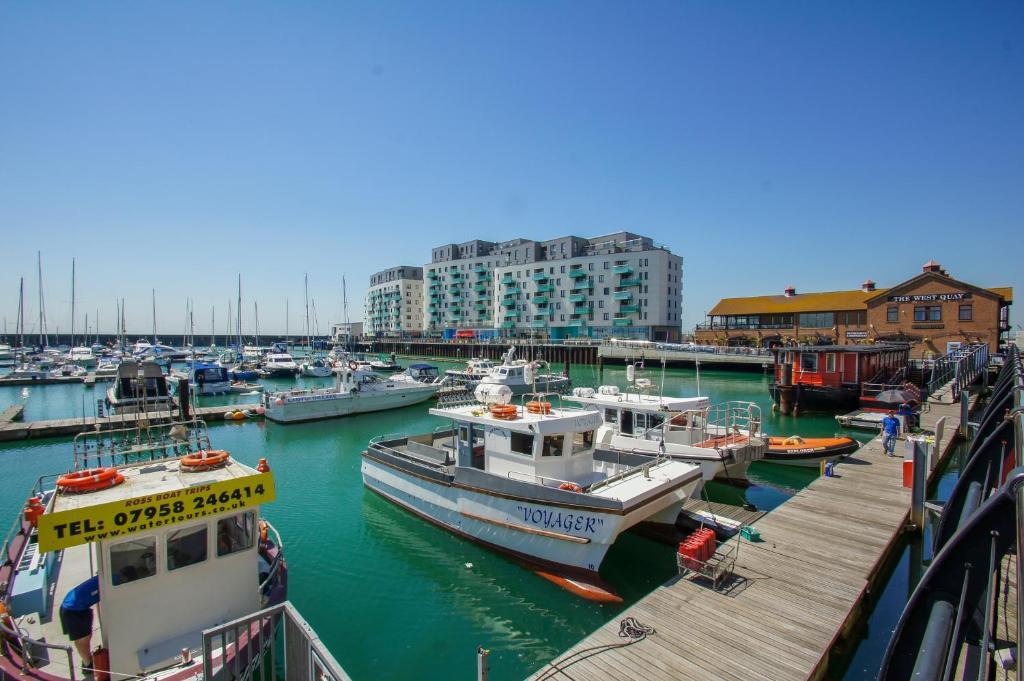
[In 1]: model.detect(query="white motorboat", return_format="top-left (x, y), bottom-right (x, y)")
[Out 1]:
top-left (52, 363), bottom-right (88, 378)
top-left (444, 358), bottom-right (496, 383)
top-left (105, 360), bottom-right (174, 414)
top-left (261, 353), bottom-right (299, 377)
top-left (7, 362), bottom-right (52, 380)
top-left (474, 347), bottom-right (571, 396)
top-left (68, 346), bottom-right (97, 368)
top-left (299, 356), bottom-right (333, 377)
top-left (361, 385), bottom-right (703, 602)
top-left (0, 344), bottom-right (14, 363)
top-left (0, 419), bottom-right (289, 680)
top-left (390, 363), bottom-right (443, 385)
top-left (564, 374), bottom-right (766, 486)
top-left (264, 367), bottom-right (439, 423)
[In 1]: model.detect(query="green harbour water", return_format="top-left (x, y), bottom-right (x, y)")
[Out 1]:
top-left (0, 357), bottom-right (880, 680)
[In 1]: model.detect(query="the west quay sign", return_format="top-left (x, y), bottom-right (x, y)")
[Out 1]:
top-left (887, 292), bottom-right (972, 304)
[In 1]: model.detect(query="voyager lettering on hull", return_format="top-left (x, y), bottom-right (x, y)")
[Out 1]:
top-left (514, 504), bottom-right (604, 535)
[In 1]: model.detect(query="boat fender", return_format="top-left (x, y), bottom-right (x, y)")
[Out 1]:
top-left (232, 411), bottom-right (247, 420)
top-left (255, 406), bottom-right (266, 415)
top-left (558, 482), bottom-right (583, 493)
top-left (91, 646), bottom-right (110, 681)
top-left (256, 457), bottom-right (270, 473)
top-left (274, 398), bottom-right (285, 406)
top-left (259, 520), bottom-right (269, 544)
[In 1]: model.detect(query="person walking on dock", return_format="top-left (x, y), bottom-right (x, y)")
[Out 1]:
top-left (881, 410), bottom-right (901, 457)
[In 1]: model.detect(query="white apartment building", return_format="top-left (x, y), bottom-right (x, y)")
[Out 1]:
top-left (421, 232), bottom-right (683, 341)
top-left (364, 266), bottom-right (424, 337)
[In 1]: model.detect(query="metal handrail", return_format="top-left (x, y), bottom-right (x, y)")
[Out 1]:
top-left (506, 470), bottom-right (581, 489)
top-left (0, 616), bottom-right (77, 680)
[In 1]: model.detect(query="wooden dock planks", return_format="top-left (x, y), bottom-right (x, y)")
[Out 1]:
top-left (529, 387), bottom-right (970, 681)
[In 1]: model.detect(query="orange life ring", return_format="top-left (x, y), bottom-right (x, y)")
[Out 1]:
top-left (57, 468), bottom-right (124, 494)
top-left (180, 449), bottom-right (230, 470)
top-left (559, 482), bottom-right (583, 493)
top-left (526, 401), bottom-right (552, 414)
top-left (489, 404), bottom-right (517, 420)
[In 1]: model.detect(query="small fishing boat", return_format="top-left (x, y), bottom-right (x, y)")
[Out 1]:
top-left (263, 367), bottom-right (439, 423)
top-left (444, 358), bottom-right (496, 383)
top-left (52, 363), bottom-right (88, 378)
top-left (368, 354), bottom-right (403, 373)
top-left (0, 419), bottom-right (287, 680)
top-left (173, 362), bottom-right (232, 396)
top-left (390, 363), bottom-right (443, 385)
top-left (764, 435), bottom-right (860, 467)
top-left (473, 347), bottom-right (571, 395)
top-left (563, 365), bottom-right (766, 486)
top-left (261, 353), bottom-right (299, 377)
top-left (106, 360), bottom-right (174, 414)
top-left (362, 385), bottom-right (703, 602)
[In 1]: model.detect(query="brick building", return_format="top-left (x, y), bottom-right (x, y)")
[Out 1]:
top-left (695, 261), bottom-right (1012, 358)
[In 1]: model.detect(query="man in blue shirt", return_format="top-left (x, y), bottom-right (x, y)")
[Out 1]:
top-left (881, 410), bottom-right (901, 457)
top-left (59, 575), bottom-right (99, 674)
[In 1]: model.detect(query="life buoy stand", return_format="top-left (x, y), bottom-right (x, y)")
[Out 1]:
top-left (180, 450), bottom-right (230, 471)
top-left (57, 468), bottom-right (125, 494)
top-left (489, 404), bottom-right (517, 420)
top-left (526, 401), bottom-right (552, 414)
top-left (559, 482), bottom-right (583, 493)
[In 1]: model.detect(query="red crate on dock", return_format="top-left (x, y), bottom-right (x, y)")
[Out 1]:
top-left (694, 528), bottom-right (716, 561)
top-left (678, 538), bottom-right (702, 570)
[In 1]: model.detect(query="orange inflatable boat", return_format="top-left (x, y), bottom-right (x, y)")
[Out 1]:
top-left (765, 435), bottom-right (860, 467)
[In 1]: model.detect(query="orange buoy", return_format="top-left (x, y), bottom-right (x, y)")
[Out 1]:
top-left (180, 449), bottom-right (230, 470)
top-left (259, 519), bottom-right (269, 544)
top-left (558, 482), bottom-right (583, 493)
top-left (57, 468), bottom-right (124, 494)
top-left (526, 401), bottom-right (552, 414)
top-left (23, 497), bottom-right (45, 526)
top-left (256, 457), bottom-right (270, 473)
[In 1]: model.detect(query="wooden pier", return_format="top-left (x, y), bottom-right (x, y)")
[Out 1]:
top-left (0, 404), bottom-right (263, 442)
top-left (530, 388), bottom-right (970, 681)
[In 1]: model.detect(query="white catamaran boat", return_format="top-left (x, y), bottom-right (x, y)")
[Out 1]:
top-left (563, 366), bottom-right (766, 486)
top-left (263, 367), bottom-right (439, 423)
top-left (0, 419), bottom-right (288, 680)
top-left (261, 353), bottom-right (299, 377)
top-left (361, 385), bottom-right (703, 602)
top-left (106, 360), bottom-right (174, 414)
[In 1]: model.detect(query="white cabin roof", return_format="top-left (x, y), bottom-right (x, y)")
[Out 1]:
top-left (52, 458), bottom-right (261, 513)
top-left (566, 391), bottom-right (710, 413)
top-left (429, 403), bottom-right (603, 435)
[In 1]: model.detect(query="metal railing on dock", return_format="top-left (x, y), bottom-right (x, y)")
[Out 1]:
top-left (924, 343), bottom-right (990, 401)
top-left (202, 601), bottom-right (350, 681)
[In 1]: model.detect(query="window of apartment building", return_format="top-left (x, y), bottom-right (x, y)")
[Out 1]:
top-left (887, 306), bottom-right (899, 323)
top-left (559, 290), bottom-right (565, 298)
top-left (588, 263), bottom-right (594, 270)
top-left (914, 305), bottom-right (941, 322)
top-left (603, 313), bottom-right (609, 320)
top-left (603, 261), bottom-right (609, 269)
top-left (560, 314), bottom-right (565, 321)
top-left (598, 274), bottom-right (604, 283)
top-left (959, 304), bottom-right (973, 321)
top-left (603, 287), bottom-right (610, 295)
top-left (560, 265), bottom-right (566, 273)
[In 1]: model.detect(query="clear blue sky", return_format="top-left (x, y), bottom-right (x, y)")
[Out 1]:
top-left (1, 2), bottom-right (1020, 338)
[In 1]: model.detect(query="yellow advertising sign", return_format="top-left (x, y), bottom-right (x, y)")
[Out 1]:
top-left (37, 472), bottom-right (276, 553)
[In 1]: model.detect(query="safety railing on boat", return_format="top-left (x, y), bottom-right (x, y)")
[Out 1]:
top-left (642, 401), bottom-right (762, 450)
top-left (72, 418), bottom-right (212, 470)
top-left (506, 470), bottom-right (583, 490)
top-left (0, 616), bottom-right (78, 680)
top-left (367, 434), bottom-right (454, 469)
top-left (202, 601), bottom-right (351, 681)
top-left (258, 520), bottom-right (285, 599)
top-left (587, 455), bottom-right (668, 494)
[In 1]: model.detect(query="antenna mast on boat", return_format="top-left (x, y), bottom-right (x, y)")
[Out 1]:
top-left (341, 274), bottom-right (350, 349)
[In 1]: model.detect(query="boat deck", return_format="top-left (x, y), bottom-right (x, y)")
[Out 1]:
top-left (529, 387), bottom-right (970, 680)
top-left (12, 542), bottom-right (98, 677)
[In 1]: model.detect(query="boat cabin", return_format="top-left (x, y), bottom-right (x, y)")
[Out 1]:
top-left (405, 363), bottom-right (440, 382)
top-left (773, 344), bottom-right (909, 389)
top-left (189, 362), bottom-right (230, 387)
top-left (25, 455), bottom-right (276, 677)
top-left (429, 402), bottom-right (605, 485)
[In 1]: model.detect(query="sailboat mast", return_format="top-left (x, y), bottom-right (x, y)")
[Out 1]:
top-left (304, 274), bottom-right (310, 350)
top-left (152, 289), bottom-right (157, 344)
top-left (71, 257), bottom-right (76, 347)
top-left (237, 275), bottom-right (242, 349)
top-left (254, 301), bottom-right (260, 347)
top-left (37, 251), bottom-right (47, 347)
top-left (211, 306), bottom-right (215, 347)
top-left (17, 278), bottom-right (24, 354)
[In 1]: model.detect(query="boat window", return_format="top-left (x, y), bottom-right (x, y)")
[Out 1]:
top-left (799, 353), bottom-right (818, 372)
top-left (167, 525), bottom-right (208, 571)
top-left (109, 537), bottom-right (157, 585)
top-left (621, 410), bottom-right (634, 435)
top-left (571, 430), bottom-right (594, 454)
top-left (541, 435), bottom-right (564, 457)
top-left (499, 369), bottom-right (508, 376)
top-left (217, 512), bottom-right (255, 557)
top-left (826, 353), bottom-right (837, 373)
top-left (603, 408), bottom-right (618, 425)
top-left (510, 431), bottom-right (534, 456)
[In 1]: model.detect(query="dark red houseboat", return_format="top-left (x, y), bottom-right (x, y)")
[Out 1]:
top-left (769, 344), bottom-right (910, 415)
